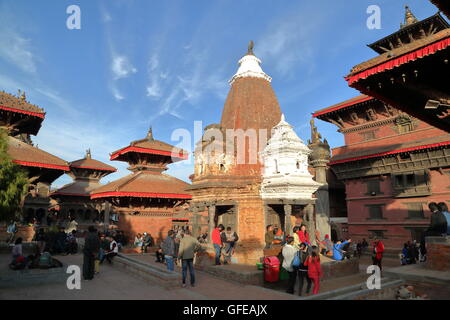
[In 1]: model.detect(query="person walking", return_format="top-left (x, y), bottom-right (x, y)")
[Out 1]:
top-left (212, 224), bottom-right (224, 265)
top-left (161, 230), bottom-right (176, 271)
top-left (177, 229), bottom-right (200, 287)
top-left (281, 236), bottom-right (298, 294)
top-left (83, 226), bottom-right (100, 280)
top-left (297, 243), bottom-right (312, 296)
top-left (304, 246), bottom-right (323, 295)
top-left (6, 220), bottom-right (18, 245)
top-left (372, 239), bottom-right (385, 273)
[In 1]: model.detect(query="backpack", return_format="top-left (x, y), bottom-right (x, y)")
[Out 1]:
top-left (292, 251), bottom-right (301, 268)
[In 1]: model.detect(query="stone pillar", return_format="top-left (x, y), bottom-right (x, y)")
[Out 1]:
top-left (208, 204), bottom-right (216, 243)
top-left (315, 180), bottom-right (331, 240)
top-left (191, 207), bottom-right (200, 239)
top-left (305, 203), bottom-right (316, 245)
top-left (104, 201), bottom-right (111, 232)
top-left (284, 204), bottom-right (292, 236)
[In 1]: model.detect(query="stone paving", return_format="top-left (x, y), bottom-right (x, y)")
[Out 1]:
top-left (0, 254), bottom-right (294, 300)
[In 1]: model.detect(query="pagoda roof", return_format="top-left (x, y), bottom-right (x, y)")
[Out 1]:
top-left (0, 91), bottom-right (45, 118)
top-left (368, 12), bottom-right (449, 54)
top-left (70, 157), bottom-right (116, 172)
top-left (347, 28), bottom-right (450, 86)
top-left (90, 170), bottom-right (192, 200)
top-left (51, 180), bottom-right (103, 197)
top-left (430, 0), bottom-right (450, 19)
top-left (110, 131), bottom-right (188, 162)
top-left (329, 134), bottom-right (450, 165)
top-left (8, 136), bottom-right (70, 171)
top-left (313, 95), bottom-right (375, 118)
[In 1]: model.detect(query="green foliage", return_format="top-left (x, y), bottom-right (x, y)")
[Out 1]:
top-left (0, 128), bottom-right (28, 221)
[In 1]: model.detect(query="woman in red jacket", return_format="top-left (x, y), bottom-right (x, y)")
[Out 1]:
top-left (372, 239), bottom-right (385, 273)
top-left (297, 224), bottom-right (310, 245)
top-left (304, 246), bottom-right (323, 295)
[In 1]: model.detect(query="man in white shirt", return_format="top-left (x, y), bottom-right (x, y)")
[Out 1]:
top-left (101, 236), bottom-right (118, 264)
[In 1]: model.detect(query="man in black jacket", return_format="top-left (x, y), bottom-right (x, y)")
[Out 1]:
top-left (420, 202), bottom-right (448, 258)
top-left (83, 226), bottom-right (100, 280)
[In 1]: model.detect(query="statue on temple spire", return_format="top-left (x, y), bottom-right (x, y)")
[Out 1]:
top-left (310, 118), bottom-right (322, 144)
top-left (401, 5), bottom-right (419, 28)
top-left (147, 126), bottom-right (154, 141)
top-left (247, 40), bottom-right (254, 56)
top-left (86, 148), bottom-right (92, 159)
top-left (308, 118), bottom-right (330, 165)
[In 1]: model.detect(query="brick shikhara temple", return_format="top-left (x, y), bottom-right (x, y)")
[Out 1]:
top-left (90, 128), bottom-right (191, 242)
top-left (188, 43), bottom-right (331, 264)
top-left (313, 7), bottom-right (450, 248)
top-left (0, 90), bottom-right (69, 224)
top-left (50, 149), bottom-right (117, 223)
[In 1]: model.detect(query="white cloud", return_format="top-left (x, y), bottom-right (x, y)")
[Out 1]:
top-left (111, 85), bottom-right (124, 101)
top-left (146, 80), bottom-right (161, 98)
top-left (257, 8), bottom-right (326, 77)
top-left (111, 55), bottom-right (137, 80)
top-left (0, 30), bottom-right (37, 74)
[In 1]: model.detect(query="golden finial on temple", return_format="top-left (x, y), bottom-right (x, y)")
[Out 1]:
top-left (247, 40), bottom-right (254, 55)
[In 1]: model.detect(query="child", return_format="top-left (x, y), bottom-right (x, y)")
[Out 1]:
top-left (304, 245), bottom-right (323, 295)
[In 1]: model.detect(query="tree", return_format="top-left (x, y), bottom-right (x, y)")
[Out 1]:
top-left (0, 128), bottom-right (28, 222)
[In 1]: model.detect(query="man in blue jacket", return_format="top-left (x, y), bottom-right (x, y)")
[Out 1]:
top-left (333, 239), bottom-right (351, 261)
top-left (438, 202), bottom-right (450, 235)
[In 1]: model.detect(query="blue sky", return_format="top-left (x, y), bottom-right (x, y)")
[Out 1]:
top-left (0, 0), bottom-right (443, 188)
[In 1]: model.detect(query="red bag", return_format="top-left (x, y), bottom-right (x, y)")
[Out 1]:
top-left (263, 256), bottom-right (280, 282)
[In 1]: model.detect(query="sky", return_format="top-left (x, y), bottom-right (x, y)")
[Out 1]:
top-left (0, 0), bottom-right (444, 188)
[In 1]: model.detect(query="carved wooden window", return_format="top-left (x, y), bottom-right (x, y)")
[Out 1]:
top-left (368, 230), bottom-right (386, 239)
top-left (392, 170), bottom-right (431, 197)
top-left (365, 179), bottom-right (382, 196)
top-left (366, 204), bottom-right (384, 220)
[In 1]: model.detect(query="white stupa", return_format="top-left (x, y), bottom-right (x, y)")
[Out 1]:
top-left (229, 40), bottom-right (272, 84)
top-left (260, 114), bottom-right (321, 200)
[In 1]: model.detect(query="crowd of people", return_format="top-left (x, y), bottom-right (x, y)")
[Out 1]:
top-left (271, 223), bottom-right (384, 296)
top-left (157, 227), bottom-right (201, 287)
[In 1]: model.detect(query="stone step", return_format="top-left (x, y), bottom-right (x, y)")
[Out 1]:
top-left (112, 254), bottom-right (181, 288)
top-left (298, 277), bottom-right (402, 300)
top-left (329, 279), bottom-right (404, 300)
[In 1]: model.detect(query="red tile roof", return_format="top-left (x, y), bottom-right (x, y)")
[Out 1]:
top-left (51, 180), bottom-right (103, 197)
top-left (110, 137), bottom-right (188, 162)
top-left (8, 136), bottom-right (69, 171)
top-left (0, 91), bottom-right (45, 119)
top-left (346, 29), bottom-right (450, 85)
top-left (313, 95), bottom-right (374, 118)
top-left (90, 170), bottom-right (192, 200)
top-left (70, 157), bottom-right (116, 172)
top-left (329, 134), bottom-right (450, 165)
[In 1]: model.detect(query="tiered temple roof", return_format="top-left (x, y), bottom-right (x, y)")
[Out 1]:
top-left (52, 150), bottom-right (116, 197)
top-left (0, 90), bottom-right (45, 136)
top-left (345, 6), bottom-right (450, 132)
top-left (91, 128), bottom-right (191, 201)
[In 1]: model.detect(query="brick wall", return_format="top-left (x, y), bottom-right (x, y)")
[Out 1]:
top-left (425, 236), bottom-right (450, 271)
top-left (345, 173), bottom-right (450, 249)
